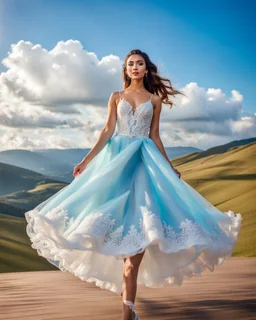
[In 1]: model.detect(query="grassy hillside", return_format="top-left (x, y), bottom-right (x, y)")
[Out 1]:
top-left (0, 161), bottom-right (66, 196)
top-left (172, 137), bottom-right (256, 166)
top-left (172, 141), bottom-right (256, 257)
top-left (0, 213), bottom-right (57, 272)
top-left (0, 182), bottom-right (68, 218)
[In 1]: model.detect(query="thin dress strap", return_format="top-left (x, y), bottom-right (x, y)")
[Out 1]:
top-left (150, 93), bottom-right (153, 101)
top-left (119, 91), bottom-right (123, 102)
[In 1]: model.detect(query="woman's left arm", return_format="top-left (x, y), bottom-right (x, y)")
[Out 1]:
top-left (149, 96), bottom-right (181, 178)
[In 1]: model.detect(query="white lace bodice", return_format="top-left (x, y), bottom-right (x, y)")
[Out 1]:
top-left (116, 91), bottom-right (154, 138)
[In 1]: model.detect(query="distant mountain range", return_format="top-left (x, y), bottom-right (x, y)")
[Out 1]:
top-left (0, 145), bottom-right (202, 184)
top-left (0, 161), bottom-right (67, 217)
top-left (0, 149), bottom-right (73, 183)
top-left (0, 162), bottom-right (66, 196)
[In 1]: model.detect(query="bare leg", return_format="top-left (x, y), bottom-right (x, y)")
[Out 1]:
top-left (121, 250), bottom-right (145, 320)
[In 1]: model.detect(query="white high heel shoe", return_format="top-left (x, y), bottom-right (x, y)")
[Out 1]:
top-left (123, 300), bottom-right (138, 320)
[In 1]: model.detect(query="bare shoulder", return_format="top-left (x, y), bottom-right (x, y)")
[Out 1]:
top-left (110, 91), bottom-right (121, 99)
top-left (151, 94), bottom-right (162, 110)
top-left (152, 94), bottom-right (161, 103)
top-left (108, 91), bottom-right (121, 106)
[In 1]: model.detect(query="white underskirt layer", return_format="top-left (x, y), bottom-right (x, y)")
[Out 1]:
top-left (25, 206), bottom-right (241, 296)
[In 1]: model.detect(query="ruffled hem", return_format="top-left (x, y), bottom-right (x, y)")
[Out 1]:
top-left (25, 205), bottom-right (242, 296)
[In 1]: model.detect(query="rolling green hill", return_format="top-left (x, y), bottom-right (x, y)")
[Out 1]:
top-left (171, 141), bottom-right (256, 257)
top-left (0, 161), bottom-right (67, 196)
top-left (172, 137), bottom-right (256, 166)
top-left (0, 213), bottom-right (56, 272)
top-left (0, 182), bottom-right (68, 218)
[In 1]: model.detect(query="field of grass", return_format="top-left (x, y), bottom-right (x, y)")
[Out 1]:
top-left (171, 142), bottom-right (256, 257)
top-left (0, 213), bottom-right (57, 273)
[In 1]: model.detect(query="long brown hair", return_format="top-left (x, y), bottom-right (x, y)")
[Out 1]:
top-left (122, 49), bottom-right (185, 109)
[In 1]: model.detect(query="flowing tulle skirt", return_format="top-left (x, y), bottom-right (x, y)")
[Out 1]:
top-left (25, 132), bottom-right (242, 295)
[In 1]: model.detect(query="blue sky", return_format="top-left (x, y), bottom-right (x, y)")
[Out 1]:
top-left (1, 0), bottom-right (255, 113)
top-left (0, 0), bottom-right (255, 151)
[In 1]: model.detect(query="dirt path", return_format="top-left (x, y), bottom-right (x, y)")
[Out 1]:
top-left (0, 257), bottom-right (255, 320)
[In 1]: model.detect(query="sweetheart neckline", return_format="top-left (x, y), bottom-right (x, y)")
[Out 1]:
top-left (118, 98), bottom-right (153, 115)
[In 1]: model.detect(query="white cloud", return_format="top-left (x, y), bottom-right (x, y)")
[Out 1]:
top-left (0, 39), bottom-right (121, 135)
top-left (0, 100), bottom-right (88, 128)
top-left (1, 40), bottom-right (122, 107)
top-left (229, 115), bottom-right (256, 136)
top-left (0, 40), bottom-right (255, 151)
top-left (0, 126), bottom-right (96, 151)
top-left (161, 82), bottom-right (242, 124)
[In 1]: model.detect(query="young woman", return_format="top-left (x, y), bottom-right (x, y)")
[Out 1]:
top-left (25, 49), bottom-right (242, 320)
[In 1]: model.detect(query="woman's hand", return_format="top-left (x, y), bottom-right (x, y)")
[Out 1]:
top-left (73, 161), bottom-right (88, 178)
top-left (171, 165), bottom-right (181, 179)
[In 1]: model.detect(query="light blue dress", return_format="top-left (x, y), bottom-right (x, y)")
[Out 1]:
top-left (25, 91), bottom-right (242, 296)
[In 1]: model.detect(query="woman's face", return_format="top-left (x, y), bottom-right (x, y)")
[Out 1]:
top-left (126, 54), bottom-right (147, 80)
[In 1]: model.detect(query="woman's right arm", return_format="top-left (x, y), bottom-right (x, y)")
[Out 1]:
top-left (73, 91), bottom-right (118, 177)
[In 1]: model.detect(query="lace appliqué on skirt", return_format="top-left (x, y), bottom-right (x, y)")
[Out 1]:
top-left (25, 205), bottom-right (241, 259)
